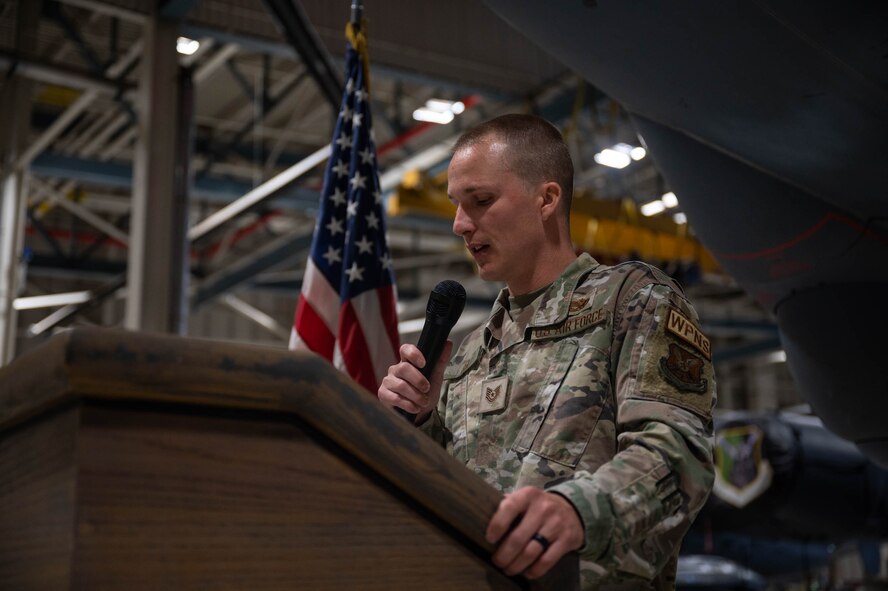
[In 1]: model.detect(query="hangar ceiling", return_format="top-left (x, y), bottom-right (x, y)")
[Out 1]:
top-left (0, 0), bottom-right (793, 413)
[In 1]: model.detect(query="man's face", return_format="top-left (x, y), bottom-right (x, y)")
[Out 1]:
top-left (447, 140), bottom-right (545, 292)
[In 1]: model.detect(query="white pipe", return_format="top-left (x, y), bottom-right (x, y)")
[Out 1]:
top-left (187, 143), bottom-right (331, 242)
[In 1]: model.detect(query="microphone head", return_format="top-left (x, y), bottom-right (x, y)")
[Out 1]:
top-left (427, 280), bottom-right (466, 326)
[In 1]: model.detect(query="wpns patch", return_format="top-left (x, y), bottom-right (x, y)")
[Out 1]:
top-left (713, 424), bottom-right (773, 508)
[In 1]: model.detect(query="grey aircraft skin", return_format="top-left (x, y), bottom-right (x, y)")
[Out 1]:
top-left (483, 0), bottom-right (888, 466)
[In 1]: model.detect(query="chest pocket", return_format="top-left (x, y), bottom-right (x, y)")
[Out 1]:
top-left (441, 346), bottom-right (483, 463)
top-left (513, 341), bottom-right (611, 468)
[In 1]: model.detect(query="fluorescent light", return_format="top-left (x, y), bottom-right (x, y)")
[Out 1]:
top-left (594, 149), bottom-right (631, 169)
top-left (424, 99), bottom-right (455, 113)
top-left (413, 98), bottom-right (466, 124)
top-left (176, 36), bottom-right (200, 55)
top-left (612, 143), bottom-right (635, 154)
top-left (640, 199), bottom-right (666, 216)
top-left (13, 290), bottom-right (92, 310)
top-left (766, 350), bottom-right (787, 364)
top-left (630, 146), bottom-right (646, 160)
top-left (412, 108), bottom-right (455, 124)
top-left (672, 212), bottom-right (687, 224)
top-left (661, 191), bottom-right (679, 208)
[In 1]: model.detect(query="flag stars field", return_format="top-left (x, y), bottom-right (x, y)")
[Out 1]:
top-left (326, 217), bottom-right (344, 236)
top-left (345, 262), bottom-right (364, 283)
top-left (355, 235), bottom-right (373, 254)
top-left (323, 246), bottom-right (342, 266)
top-left (329, 187), bottom-right (346, 207)
top-left (365, 211), bottom-right (379, 229)
top-left (332, 159), bottom-right (349, 178)
top-left (349, 171), bottom-right (366, 190)
top-left (290, 21), bottom-right (399, 395)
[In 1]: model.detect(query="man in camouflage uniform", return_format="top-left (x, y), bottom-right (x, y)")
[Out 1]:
top-left (379, 114), bottom-right (715, 589)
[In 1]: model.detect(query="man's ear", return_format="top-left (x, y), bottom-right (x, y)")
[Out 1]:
top-left (539, 181), bottom-right (562, 221)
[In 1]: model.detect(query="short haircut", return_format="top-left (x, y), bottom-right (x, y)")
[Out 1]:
top-left (452, 114), bottom-right (574, 219)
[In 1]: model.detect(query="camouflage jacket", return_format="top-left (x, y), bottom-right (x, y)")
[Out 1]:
top-left (420, 254), bottom-right (716, 590)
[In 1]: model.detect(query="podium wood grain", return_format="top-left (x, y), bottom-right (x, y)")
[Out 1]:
top-left (0, 328), bottom-right (579, 590)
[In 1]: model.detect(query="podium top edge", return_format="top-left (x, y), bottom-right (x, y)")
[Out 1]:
top-left (0, 327), bottom-right (334, 428)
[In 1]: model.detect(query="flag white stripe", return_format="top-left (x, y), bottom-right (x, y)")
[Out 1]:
top-left (301, 258), bottom-right (340, 333)
top-left (350, 289), bottom-right (398, 386)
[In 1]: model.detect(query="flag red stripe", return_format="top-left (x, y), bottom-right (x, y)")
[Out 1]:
top-left (294, 295), bottom-right (335, 359)
top-left (376, 286), bottom-right (400, 361)
top-left (337, 301), bottom-right (379, 393)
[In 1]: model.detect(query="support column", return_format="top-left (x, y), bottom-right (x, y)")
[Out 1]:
top-left (125, 8), bottom-right (190, 333)
top-left (0, 0), bottom-right (40, 364)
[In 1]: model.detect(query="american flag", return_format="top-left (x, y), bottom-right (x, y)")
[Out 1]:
top-left (289, 25), bottom-right (400, 395)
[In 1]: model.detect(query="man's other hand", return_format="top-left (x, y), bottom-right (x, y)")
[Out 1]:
top-left (486, 487), bottom-right (585, 579)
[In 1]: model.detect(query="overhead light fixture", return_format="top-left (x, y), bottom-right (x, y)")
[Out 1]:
top-left (661, 191), bottom-right (679, 208)
top-left (594, 149), bottom-right (631, 169)
top-left (176, 36), bottom-right (200, 56)
top-left (13, 290), bottom-right (92, 310)
top-left (595, 142), bottom-right (646, 169)
top-left (766, 350), bottom-right (787, 364)
top-left (640, 199), bottom-right (666, 216)
top-left (672, 212), bottom-right (687, 224)
top-left (611, 142), bottom-right (647, 161)
top-left (412, 108), bottom-right (454, 124)
top-left (413, 98), bottom-right (465, 125)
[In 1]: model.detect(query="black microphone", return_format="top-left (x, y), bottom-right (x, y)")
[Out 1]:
top-left (398, 280), bottom-right (466, 422)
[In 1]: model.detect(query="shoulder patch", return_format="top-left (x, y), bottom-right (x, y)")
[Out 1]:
top-left (659, 343), bottom-right (707, 393)
top-left (664, 308), bottom-right (711, 360)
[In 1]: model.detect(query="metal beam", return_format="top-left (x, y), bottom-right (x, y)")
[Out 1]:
top-left (187, 143), bottom-right (330, 242)
top-left (0, 0), bottom-right (40, 364)
top-left (125, 9), bottom-right (184, 333)
top-left (30, 175), bottom-right (130, 245)
top-left (0, 50), bottom-right (129, 97)
top-left (192, 230), bottom-right (312, 308)
top-left (55, 0), bottom-right (147, 23)
top-left (199, 69), bottom-right (309, 177)
top-left (220, 294), bottom-right (290, 340)
top-left (28, 274), bottom-right (126, 336)
top-left (46, 1), bottom-right (139, 126)
top-left (181, 24), bottom-right (519, 102)
top-left (29, 151), bottom-right (321, 205)
top-left (259, 0), bottom-right (343, 111)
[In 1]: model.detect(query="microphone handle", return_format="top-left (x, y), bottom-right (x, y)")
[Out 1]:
top-left (396, 318), bottom-right (451, 423)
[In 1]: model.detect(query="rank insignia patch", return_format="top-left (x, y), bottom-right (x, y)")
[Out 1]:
top-left (480, 376), bottom-right (509, 413)
top-left (568, 296), bottom-right (590, 314)
top-left (659, 343), bottom-right (707, 393)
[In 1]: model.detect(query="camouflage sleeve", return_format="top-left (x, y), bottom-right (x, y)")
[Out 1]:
top-left (548, 281), bottom-right (715, 581)
top-left (416, 393), bottom-right (448, 446)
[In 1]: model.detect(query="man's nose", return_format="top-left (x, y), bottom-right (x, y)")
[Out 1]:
top-left (452, 205), bottom-right (474, 237)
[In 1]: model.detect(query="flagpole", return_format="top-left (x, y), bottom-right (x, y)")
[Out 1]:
top-left (350, 0), bottom-right (363, 27)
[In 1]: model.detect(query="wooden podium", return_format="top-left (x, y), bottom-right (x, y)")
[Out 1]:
top-left (0, 328), bottom-right (578, 590)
